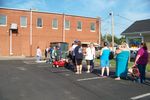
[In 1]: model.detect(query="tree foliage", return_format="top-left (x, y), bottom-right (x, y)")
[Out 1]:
top-left (102, 34), bottom-right (126, 45)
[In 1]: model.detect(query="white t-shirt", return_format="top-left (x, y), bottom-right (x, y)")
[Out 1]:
top-left (36, 48), bottom-right (42, 57)
top-left (91, 47), bottom-right (95, 58)
top-left (72, 44), bottom-right (78, 56)
top-left (85, 47), bottom-right (95, 60)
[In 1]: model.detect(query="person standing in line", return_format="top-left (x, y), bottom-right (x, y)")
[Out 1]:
top-left (85, 43), bottom-right (95, 73)
top-left (68, 43), bottom-right (74, 61)
top-left (44, 46), bottom-right (49, 60)
top-left (52, 46), bottom-right (57, 62)
top-left (74, 41), bottom-right (83, 74)
top-left (90, 42), bottom-right (96, 72)
top-left (100, 42), bottom-right (110, 77)
top-left (36, 46), bottom-right (42, 61)
top-left (85, 44), bottom-right (93, 73)
top-left (48, 45), bottom-right (53, 64)
top-left (57, 43), bottom-right (62, 60)
top-left (115, 43), bottom-right (130, 80)
top-left (71, 40), bottom-right (78, 71)
top-left (134, 42), bottom-right (148, 83)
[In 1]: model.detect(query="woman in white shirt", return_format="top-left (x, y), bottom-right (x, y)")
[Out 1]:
top-left (85, 43), bottom-right (95, 73)
top-left (90, 43), bottom-right (95, 72)
top-left (36, 46), bottom-right (42, 61)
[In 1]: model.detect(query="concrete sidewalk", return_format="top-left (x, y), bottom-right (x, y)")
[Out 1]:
top-left (0, 56), bottom-right (36, 60)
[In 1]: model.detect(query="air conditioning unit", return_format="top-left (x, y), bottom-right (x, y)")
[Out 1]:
top-left (10, 23), bottom-right (18, 30)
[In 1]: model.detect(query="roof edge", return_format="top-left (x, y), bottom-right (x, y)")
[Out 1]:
top-left (121, 31), bottom-right (150, 35)
top-left (0, 7), bottom-right (100, 20)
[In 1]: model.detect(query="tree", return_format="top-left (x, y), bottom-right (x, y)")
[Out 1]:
top-left (102, 34), bottom-right (123, 45)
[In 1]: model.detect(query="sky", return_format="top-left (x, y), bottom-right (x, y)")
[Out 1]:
top-left (0, 0), bottom-right (150, 38)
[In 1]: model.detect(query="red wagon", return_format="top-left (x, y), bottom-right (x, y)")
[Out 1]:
top-left (52, 59), bottom-right (67, 67)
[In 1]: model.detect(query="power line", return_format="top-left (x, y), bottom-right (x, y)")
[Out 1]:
top-left (101, 15), bottom-right (110, 22)
top-left (115, 14), bottom-right (134, 22)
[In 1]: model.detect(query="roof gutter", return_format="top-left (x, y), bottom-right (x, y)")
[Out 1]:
top-left (121, 31), bottom-right (150, 35)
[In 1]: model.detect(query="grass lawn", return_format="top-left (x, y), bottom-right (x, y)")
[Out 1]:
top-left (95, 59), bottom-right (150, 72)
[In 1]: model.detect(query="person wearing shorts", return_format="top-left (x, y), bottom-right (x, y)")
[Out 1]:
top-left (85, 44), bottom-right (94, 73)
top-left (100, 42), bottom-right (110, 77)
top-left (74, 41), bottom-right (83, 74)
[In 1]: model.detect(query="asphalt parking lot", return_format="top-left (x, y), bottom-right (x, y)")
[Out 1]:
top-left (0, 59), bottom-right (150, 100)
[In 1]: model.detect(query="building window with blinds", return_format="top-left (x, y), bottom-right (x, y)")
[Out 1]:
top-left (65, 20), bottom-right (70, 30)
top-left (0, 14), bottom-right (7, 26)
top-left (90, 22), bottom-right (96, 32)
top-left (52, 18), bottom-right (58, 29)
top-left (20, 16), bottom-right (27, 27)
top-left (77, 21), bottom-right (82, 31)
top-left (37, 18), bottom-right (43, 28)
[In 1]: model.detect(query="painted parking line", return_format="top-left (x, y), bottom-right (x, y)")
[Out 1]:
top-left (23, 61), bottom-right (37, 64)
top-left (131, 93), bottom-right (150, 100)
top-left (51, 69), bottom-right (70, 73)
top-left (77, 76), bottom-right (102, 81)
top-left (16, 67), bottom-right (27, 71)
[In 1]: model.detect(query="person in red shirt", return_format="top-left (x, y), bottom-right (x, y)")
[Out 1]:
top-left (134, 42), bottom-right (149, 83)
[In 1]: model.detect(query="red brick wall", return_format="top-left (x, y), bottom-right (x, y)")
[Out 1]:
top-left (0, 8), bottom-right (101, 56)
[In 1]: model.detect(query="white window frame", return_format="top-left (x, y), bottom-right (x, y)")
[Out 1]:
top-left (52, 18), bottom-right (58, 29)
top-left (65, 20), bottom-right (70, 30)
top-left (90, 22), bottom-right (96, 32)
top-left (36, 17), bottom-right (43, 28)
top-left (77, 21), bottom-right (82, 31)
top-left (20, 16), bottom-right (27, 27)
top-left (0, 14), bottom-right (7, 26)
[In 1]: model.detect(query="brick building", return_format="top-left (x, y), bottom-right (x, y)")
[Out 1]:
top-left (0, 8), bottom-right (101, 56)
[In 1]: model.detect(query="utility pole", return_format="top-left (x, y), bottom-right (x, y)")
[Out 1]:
top-left (99, 18), bottom-right (101, 45)
top-left (109, 11), bottom-right (115, 52)
top-left (105, 32), bottom-right (108, 42)
top-left (97, 17), bottom-right (101, 45)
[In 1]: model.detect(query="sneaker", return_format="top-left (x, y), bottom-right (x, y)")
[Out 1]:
top-left (99, 75), bottom-right (107, 78)
top-left (115, 77), bottom-right (121, 80)
top-left (86, 71), bottom-right (90, 73)
top-left (75, 72), bottom-right (80, 74)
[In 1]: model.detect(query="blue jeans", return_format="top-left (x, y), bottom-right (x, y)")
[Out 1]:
top-left (137, 64), bottom-right (146, 83)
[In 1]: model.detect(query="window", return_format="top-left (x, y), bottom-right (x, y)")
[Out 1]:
top-left (65, 20), bottom-right (70, 30)
top-left (90, 22), bottom-right (96, 32)
top-left (0, 14), bottom-right (7, 26)
top-left (37, 18), bottom-right (42, 28)
top-left (52, 19), bottom-right (58, 29)
top-left (20, 16), bottom-right (27, 27)
top-left (77, 21), bottom-right (82, 31)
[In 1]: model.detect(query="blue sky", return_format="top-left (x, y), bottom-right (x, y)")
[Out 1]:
top-left (0, 0), bottom-right (150, 37)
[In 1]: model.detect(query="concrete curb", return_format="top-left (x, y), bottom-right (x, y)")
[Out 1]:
top-left (0, 56), bottom-right (36, 60)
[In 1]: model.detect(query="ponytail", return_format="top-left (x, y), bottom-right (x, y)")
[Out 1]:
top-left (141, 42), bottom-right (147, 50)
